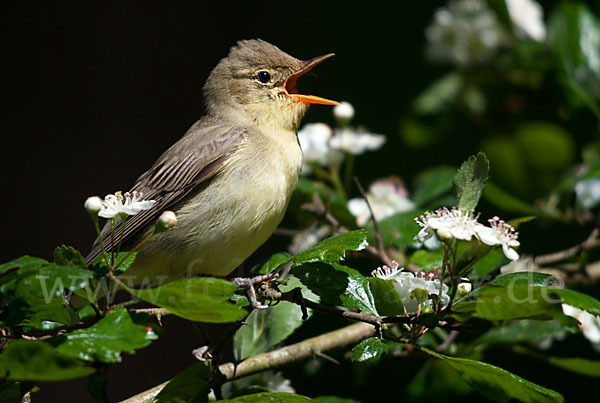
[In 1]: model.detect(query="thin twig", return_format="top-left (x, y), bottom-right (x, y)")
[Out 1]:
top-left (534, 228), bottom-right (600, 266)
top-left (436, 330), bottom-right (458, 352)
top-left (353, 176), bottom-right (391, 266)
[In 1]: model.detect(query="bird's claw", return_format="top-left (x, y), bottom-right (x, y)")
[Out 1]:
top-left (231, 272), bottom-right (279, 310)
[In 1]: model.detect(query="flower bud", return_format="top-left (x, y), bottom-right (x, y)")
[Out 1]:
top-left (436, 227), bottom-right (452, 240)
top-left (84, 196), bottom-right (103, 215)
top-left (457, 281), bottom-right (472, 295)
top-left (333, 101), bottom-right (355, 126)
top-left (155, 210), bottom-right (177, 233)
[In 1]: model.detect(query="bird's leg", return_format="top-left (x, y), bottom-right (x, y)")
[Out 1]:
top-left (231, 272), bottom-right (280, 310)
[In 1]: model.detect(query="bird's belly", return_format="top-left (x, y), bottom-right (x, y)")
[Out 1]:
top-left (126, 156), bottom-right (297, 284)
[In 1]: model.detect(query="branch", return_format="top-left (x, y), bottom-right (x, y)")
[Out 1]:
top-left (534, 228), bottom-right (600, 266)
top-left (353, 176), bottom-right (392, 266)
top-left (120, 322), bottom-right (375, 403)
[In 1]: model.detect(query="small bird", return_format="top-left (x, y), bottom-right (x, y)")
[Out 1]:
top-left (86, 39), bottom-right (338, 286)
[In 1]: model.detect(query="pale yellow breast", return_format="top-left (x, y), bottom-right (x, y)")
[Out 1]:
top-left (125, 126), bottom-right (302, 284)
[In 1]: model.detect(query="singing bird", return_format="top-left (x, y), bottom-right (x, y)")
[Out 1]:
top-left (86, 39), bottom-right (338, 285)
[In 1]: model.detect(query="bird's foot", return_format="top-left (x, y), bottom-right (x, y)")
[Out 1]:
top-left (231, 272), bottom-right (280, 310)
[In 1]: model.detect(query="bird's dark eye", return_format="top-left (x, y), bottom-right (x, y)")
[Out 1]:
top-left (257, 71), bottom-right (271, 83)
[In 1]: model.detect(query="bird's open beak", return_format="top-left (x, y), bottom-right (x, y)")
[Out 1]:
top-left (279, 53), bottom-right (340, 106)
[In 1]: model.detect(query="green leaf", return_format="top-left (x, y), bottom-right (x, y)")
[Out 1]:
top-left (234, 299), bottom-right (307, 361)
top-left (90, 252), bottom-right (137, 276)
top-left (549, 2), bottom-right (600, 115)
top-left (0, 256), bottom-right (48, 276)
top-left (368, 277), bottom-right (404, 316)
top-left (412, 166), bottom-right (457, 207)
top-left (252, 253), bottom-right (292, 275)
top-left (53, 245), bottom-right (88, 269)
top-left (154, 362), bottom-right (210, 403)
top-left (293, 263), bottom-right (377, 315)
top-left (545, 357), bottom-right (600, 377)
top-left (49, 308), bottom-right (157, 363)
top-left (0, 340), bottom-right (94, 381)
top-left (413, 72), bottom-right (463, 115)
top-left (488, 272), bottom-right (557, 287)
top-left (422, 348), bottom-right (564, 402)
top-left (477, 320), bottom-right (565, 345)
top-left (371, 210), bottom-right (424, 248)
top-left (293, 230), bottom-right (368, 265)
top-left (221, 392), bottom-right (314, 402)
top-left (351, 337), bottom-right (388, 365)
top-left (124, 278), bottom-right (247, 323)
top-left (468, 249), bottom-right (507, 280)
top-left (546, 288), bottom-right (600, 316)
top-left (2, 264), bottom-right (93, 328)
top-left (408, 249), bottom-right (443, 272)
top-left (453, 153), bottom-right (489, 212)
top-left (475, 286), bottom-right (574, 328)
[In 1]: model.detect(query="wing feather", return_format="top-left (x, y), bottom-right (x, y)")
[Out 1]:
top-left (85, 121), bottom-right (247, 264)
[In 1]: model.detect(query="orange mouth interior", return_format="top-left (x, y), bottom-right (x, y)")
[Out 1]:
top-left (282, 53), bottom-right (339, 106)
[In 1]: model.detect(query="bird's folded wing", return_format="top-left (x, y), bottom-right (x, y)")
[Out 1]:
top-left (85, 123), bottom-right (248, 264)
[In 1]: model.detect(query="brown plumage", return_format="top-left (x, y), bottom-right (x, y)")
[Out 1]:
top-left (86, 39), bottom-right (337, 285)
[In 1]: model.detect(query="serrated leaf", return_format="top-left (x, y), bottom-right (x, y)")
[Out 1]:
top-left (252, 253), bottom-right (292, 275)
top-left (0, 340), bottom-right (94, 381)
top-left (49, 308), bottom-right (157, 363)
top-left (368, 277), bottom-right (404, 316)
top-left (221, 392), bottom-right (314, 402)
top-left (412, 166), bottom-right (457, 206)
top-left (422, 348), bottom-right (564, 402)
top-left (546, 288), bottom-right (600, 316)
top-left (0, 256), bottom-right (48, 277)
top-left (124, 278), bottom-right (247, 323)
top-left (351, 337), bottom-right (388, 365)
top-left (453, 153), bottom-right (489, 211)
top-left (293, 262), bottom-right (377, 315)
top-left (2, 264), bottom-right (93, 328)
top-left (154, 362), bottom-right (210, 403)
top-left (293, 230), bottom-right (368, 265)
top-left (53, 245), bottom-right (87, 269)
top-left (90, 252), bottom-right (137, 276)
top-left (234, 299), bottom-right (307, 361)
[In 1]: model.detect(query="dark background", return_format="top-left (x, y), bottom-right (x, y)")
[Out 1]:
top-left (5, 1), bottom-right (598, 402)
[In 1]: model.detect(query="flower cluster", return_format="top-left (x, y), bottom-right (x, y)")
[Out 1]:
top-left (425, 0), bottom-right (546, 66)
top-left (347, 177), bottom-right (415, 227)
top-left (414, 207), bottom-right (520, 260)
top-left (297, 101), bottom-right (386, 172)
top-left (425, 0), bottom-right (506, 66)
top-left (85, 191), bottom-right (155, 219)
top-left (372, 261), bottom-right (450, 314)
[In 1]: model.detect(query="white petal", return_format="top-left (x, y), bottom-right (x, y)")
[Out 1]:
top-left (502, 243), bottom-right (520, 261)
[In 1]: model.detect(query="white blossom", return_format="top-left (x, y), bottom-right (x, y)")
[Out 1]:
top-left (372, 261), bottom-right (450, 314)
top-left (506, 0), bottom-right (546, 41)
top-left (333, 101), bottom-right (355, 126)
top-left (476, 216), bottom-right (520, 261)
top-left (297, 123), bottom-right (343, 172)
top-left (414, 207), bottom-right (481, 243)
top-left (425, 0), bottom-right (505, 66)
top-left (575, 177), bottom-right (600, 210)
top-left (348, 178), bottom-right (415, 227)
top-left (330, 128), bottom-right (386, 155)
top-left (288, 225), bottom-right (330, 255)
top-left (98, 191), bottom-right (155, 219)
top-left (562, 304), bottom-right (600, 351)
top-left (84, 196), bottom-right (103, 214)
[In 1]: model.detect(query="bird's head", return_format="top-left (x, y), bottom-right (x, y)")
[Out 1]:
top-left (203, 39), bottom-right (338, 131)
